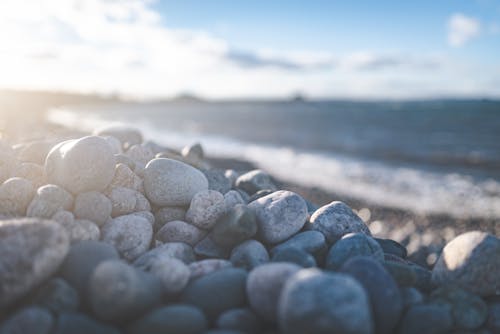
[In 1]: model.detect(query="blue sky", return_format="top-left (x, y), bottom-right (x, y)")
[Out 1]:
top-left (0, 0), bottom-right (498, 99)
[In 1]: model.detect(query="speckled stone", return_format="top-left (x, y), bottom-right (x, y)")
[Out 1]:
top-left (156, 220), bottom-right (207, 246)
top-left (308, 201), bottom-right (371, 244)
top-left (202, 168), bottom-right (232, 194)
top-left (0, 218), bottom-right (69, 308)
top-left (109, 163), bottom-right (143, 192)
top-left (278, 269), bottom-right (373, 334)
top-left (126, 144), bottom-right (155, 170)
top-left (235, 170), bottom-right (277, 195)
top-left (26, 184), bottom-right (74, 218)
top-left (59, 219), bottom-right (101, 244)
top-left (16, 162), bottom-right (45, 188)
top-left (134, 255), bottom-right (190, 295)
top-left (74, 191), bottom-right (112, 226)
top-left (94, 125), bottom-right (143, 149)
top-left (144, 158), bottom-right (208, 206)
top-left (325, 232), bottom-right (384, 270)
top-left (102, 214), bottom-right (153, 261)
top-left (107, 186), bottom-right (151, 217)
top-left (51, 210), bottom-right (75, 224)
top-left (154, 206), bottom-right (187, 230)
top-left (189, 259), bottom-right (233, 280)
top-left (134, 242), bottom-right (196, 265)
top-left (45, 136), bottom-right (116, 194)
top-left (0, 177), bottom-right (35, 216)
top-left (186, 190), bottom-right (226, 230)
top-left (0, 306), bottom-right (54, 334)
top-left (211, 204), bottom-right (258, 248)
top-left (248, 190), bottom-right (308, 245)
top-left (432, 231), bottom-right (500, 296)
top-left (230, 240), bottom-right (269, 270)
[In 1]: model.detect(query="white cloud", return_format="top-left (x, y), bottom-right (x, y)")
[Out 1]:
top-left (447, 13), bottom-right (481, 47)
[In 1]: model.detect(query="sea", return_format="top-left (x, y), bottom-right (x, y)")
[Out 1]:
top-left (47, 99), bottom-right (500, 220)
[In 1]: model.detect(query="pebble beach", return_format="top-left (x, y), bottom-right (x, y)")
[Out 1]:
top-left (0, 115), bottom-right (499, 334)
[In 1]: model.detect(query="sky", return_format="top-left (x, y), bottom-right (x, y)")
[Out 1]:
top-left (0, 0), bottom-right (499, 99)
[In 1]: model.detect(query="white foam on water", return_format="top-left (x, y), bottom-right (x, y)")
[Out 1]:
top-left (47, 107), bottom-right (500, 219)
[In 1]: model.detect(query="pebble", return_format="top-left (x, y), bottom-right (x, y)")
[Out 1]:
top-left (94, 125), bottom-right (143, 149)
top-left (0, 177), bottom-right (34, 216)
top-left (134, 242), bottom-right (196, 265)
top-left (107, 186), bottom-right (150, 217)
top-left (33, 278), bottom-right (79, 314)
top-left (13, 139), bottom-right (55, 164)
top-left (130, 210), bottom-right (155, 226)
top-left (211, 204), bottom-right (257, 248)
top-left (375, 237), bottom-right (408, 258)
top-left (325, 232), bottom-right (384, 270)
top-left (74, 191), bottom-right (112, 225)
top-left (341, 256), bottom-right (403, 333)
top-left (397, 303), bottom-right (453, 334)
top-left (223, 190), bottom-right (246, 210)
top-left (126, 144), bottom-right (155, 169)
top-left (45, 136), bottom-right (116, 194)
top-left (431, 231), bottom-right (500, 296)
top-left (51, 209), bottom-right (75, 224)
top-left (278, 268), bottom-right (373, 334)
top-left (182, 142), bottom-right (204, 161)
top-left (134, 255), bottom-right (190, 295)
top-left (309, 201), bottom-right (371, 245)
top-left (270, 230), bottom-right (327, 258)
top-left (400, 287), bottom-right (424, 309)
top-left (186, 190), bottom-right (226, 230)
top-left (224, 169), bottom-right (239, 187)
top-left (128, 304), bottom-right (208, 334)
top-left (0, 306), bottom-right (54, 334)
top-left (89, 260), bottom-right (162, 322)
top-left (16, 162), bottom-right (45, 188)
top-left (154, 206), bottom-right (187, 230)
top-left (181, 268), bottom-right (248, 321)
top-left (53, 312), bottom-right (121, 334)
top-left (60, 218), bottom-right (101, 243)
top-left (157, 220), bottom-right (207, 246)
top-left (109, 163), bottom-right (143, 192)
top-left (246, 262), bottom-right (301, 323)
top-left (248, 190), bottom-right (308, 244)
top-left (144, 158), bottom-right (209, 206)
top-left (115, 153), bottom-right (136, 170)
top-left (102, 214), bottom-right (153, 261)
top-left (203, 168), bottom-right (232, 194)
top-left (383, 261), bottom-right (417, 287)
top-left (0, 139), bottom-right (17, 183)
top-left (60, 240), bottom-right (119, 297)
top-left (216, 308), bottom-right (261, 334)
top-left (189, 259), bottom-right (233, 280)
top-left (230, 239), bottom-right (270, 270)
top-left (430, 285), bottom-right (488, 330)
top-left (102, 135), bottom-right (123, 154)
top-left (26, 184), bottom-right (73, 218)
top-left (248, 189), bottom-right (275, 203)
top-left (0, 218), bottom-right (69, 308)
top-left (271, 247), bottom-right (317, 267)
top-left (487, 302), bottom-right (500, 333)
top-left (194, 235), bottom-right (229, 259)
top-left (235, 169), bottom-right (277, 195)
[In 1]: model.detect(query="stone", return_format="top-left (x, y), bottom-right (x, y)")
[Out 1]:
top-left (397, 303), bottom-right (453, 334)
top-left (74, 191), bottom-right (112, 226)
top-left (130, 210), bottom-right (155, 226)
top-left (230, 240), bottom-right (269, 270)
top-left (341, 256), bottom-right (403, 334)
top-left (270, 231), bottom-right (327, 258)
top-left (248, 189), bottom-right (275, 203)
top-left (431, 231), bottom-right (500, 296)
top-left (325, 233), bottom-right (384, 270)
top-left (102, 135), bottom-right (123, 154)
top-left (59, 219), bottom-right (101, 244)
top-left (16, 162), bottom-right (45, 188)
top-left (383, 261), bottom-right (417, 287)
top-left (109, 163), bottom-right (143, 192)
top-left (107, 186), bottom-right (150, 217)
top-left (189, 259), bottom-right (233, 280)
top-left (33, 278), bottom-right (79, 314)
top-left (89, 260), bottom-right (162, 322)
top-left (102, 214), bottom-right (153, 261)
top-left (144, 158), bottom-right (209, 206)
top-left (278, 269), bottom-right (373, 334)
top-left (156, 220), bottom-right (207, 246)
top-left (186, 190), bottom-right (226, 230)
top-left (51, 210), bottom-right (74, 224)
top-left (60, 240), bottom-right (119, 296)
top-left (194, 235), bottom-right (229, 259)
top-left (134, 242), bottom-right (196, 265)
top-left (203, 168), bottom-right (232, 194)
top-left (246, 262), bottom-right (301, 323)
top-left (53, 312), bottom-right (121, 334)
top-left (0, 218), bottom-right (69, 309)
top-left (409, 262), bottom-right (434, 292)
top-left (375, 237), bottom-right (407, 259)
top-left (211, 204), bottom-right (258, 248)
top-left (430, 285), bottom-right (488, 330)
top-left (115, 153), bottom-right (136, 170)
top-left (14, 139), bottom-right (55, 165)
top-left (223, 190), bottom-right (246, 210)
top-left (248, 190), bottom-right (308, 245)
top-left (45, 136), bottom-right (116, 194)
top-left (182, 142), bottom-right (204, 161)
top-left (235, 170), bottom-right (277, 195)
top-left (400, 287), bottom-right (424, 309)
top-left (0, 177), bottom-right (34, 216)
top-left (308, 201), bottom-right (371, 244)
top-left (26, 184), bottom-right (73, 218)
top-left (126, 144), bottom-right (155, 169)
top-left (487, 302), bottom-right (500, 333)
top-left (224, 169), bottom-right (239, 187)
top-left (154, 206), bottom-right (187, 230)
top-left (94, 125), bottom-right (143, 149)
top-left (216, 308), bottom-right (261, 334)
top-left (134, 255), bottom-right (190, 295)
top-left (0, 307), bottom-right (54, 334)
top-left (271, 248), bottom-right (317, 268)
top-left (0, 139), bottom-right (17, 183)
top-left (181, 268), bottom-right (248, 321)
top-left (128, 304), bottom-right (208, 334)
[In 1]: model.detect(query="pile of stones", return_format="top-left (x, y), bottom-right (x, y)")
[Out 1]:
top-left (0, 126), bottom-right (499, 334)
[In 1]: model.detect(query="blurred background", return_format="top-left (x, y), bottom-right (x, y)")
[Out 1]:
top-left (0, 0), bottom-right (499, 225)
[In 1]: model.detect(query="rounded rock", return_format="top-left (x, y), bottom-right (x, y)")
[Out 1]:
top-left (248, 190), bottom-right (308, 245)
top-left (270, 230), bottom-right (327, 258)
top-left (211, 204), bottom-right (258, 248)
top-left (16, 162), bottom-right (45, 188)
top-left (0, 218), bottom-right (69, 309)
top-left (271, 248), bottom-right (317, 268)
top-left (94, 125), bottom-right (143, 149)
top-left (157, 220), bottom-right (207, 246)
top-left (45, 136), bottom-right (116, 194)
top-left (134, 242), bottom-right (196, 265)
top-left (154, 206), bottom-right (187, 230)
top-left (203, 169), bottom-right (232, 194)
top-left (33, 278), bottom-right (80, 314)
top-left (109, 163), bottom-right (143, 192)
top-left (106, 186), bottom-right (140, 217)
top-left (144, 158), bottom-right (209, 206)
top-left (74, 191), bottom-right (112, 226)
top-left (216, 308), bottom-right (261, 334)
top-left (235, 170), bottom-right (276, 195)
top-left (186, 190), bottom-right (226, 230)
top-left (398, 303), bottom-right (453, 334)
top-left (278, 269), bottom-right (373, 334)
top-left (189, 259), bottom-right (233, 280)
top-left (431, 231), bottom-right (500, 296)
top-left (325, 232), bottom-right (384, 270)
top-left (26, 184), bottom-right (73, 218)
top-left (59, 219), bottom-right (100, 244)
top-left (134, 255), bottom-right (190, 295)
top-left (54, 312), bottom-right (121, 334)
top-left (0, 306), bottom-right (54, 334)
top-left (230, 240), bottom-right (269, 270)
top-left (0, 177), bottom-right (35, 216)
top-left (223, 190), bottom-right (246, 210)
top-left (0, 139), bottom-right (17, 183)
top-left (308, 201), bottom-right (371, 244)
top-left (487, 302), bottom-right (500, 333)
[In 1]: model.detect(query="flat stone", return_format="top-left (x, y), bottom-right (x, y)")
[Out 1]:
top-left (156, 220), bottom-right (207, 246)
top-left (246, 262), bottom-right (301, 323)
top-left (27, 184), bottom-right (73, 218)
top-left (325, 232), bottom-right (384, 270)
top-left (211, 204), bottom-right (257, 248)
top-left (0, 306), bottom-right (54, 334)
top-left (0, 218), bottom-right (69, 309)
top-left (248, 190), bottom-right (308, 245)
top-left (189, 259), bottom-right (233, 280)
top-left (235, 170), bottom-right (277, 195)
top-left (45, 136), bottom-right (116, 194)
top-left (0, 177), bottom-right (35, 216)
top-left (308, 201), bottom-right (371, 244)
top-left (431, 231), bottom-right (500, 296)
top-left (74, 191), bottom-right (112, 226)
top-left (230, 239), bottom-right (269, 270)
top-left (33, 278), bottom-right (79, 314)
top-left (134, 242), bottom-right (196, 265)
top-left (144, 158), bottom-right (208, 206)
top-left (278, 269), bottom-right (373, 334)
top-left (186, 190), bottom-right (226, 230)
top-left (102, 214), bottom-right (153, 261)
top-left (134, 255), bottom-right (190, 295)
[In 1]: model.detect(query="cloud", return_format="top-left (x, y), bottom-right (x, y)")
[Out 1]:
top-left (447, 13), bottom-right (481, 47)
top-left (341, 52), bottom-right (442, 71)
top-left (225, 50), bottom-right (333, 70)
